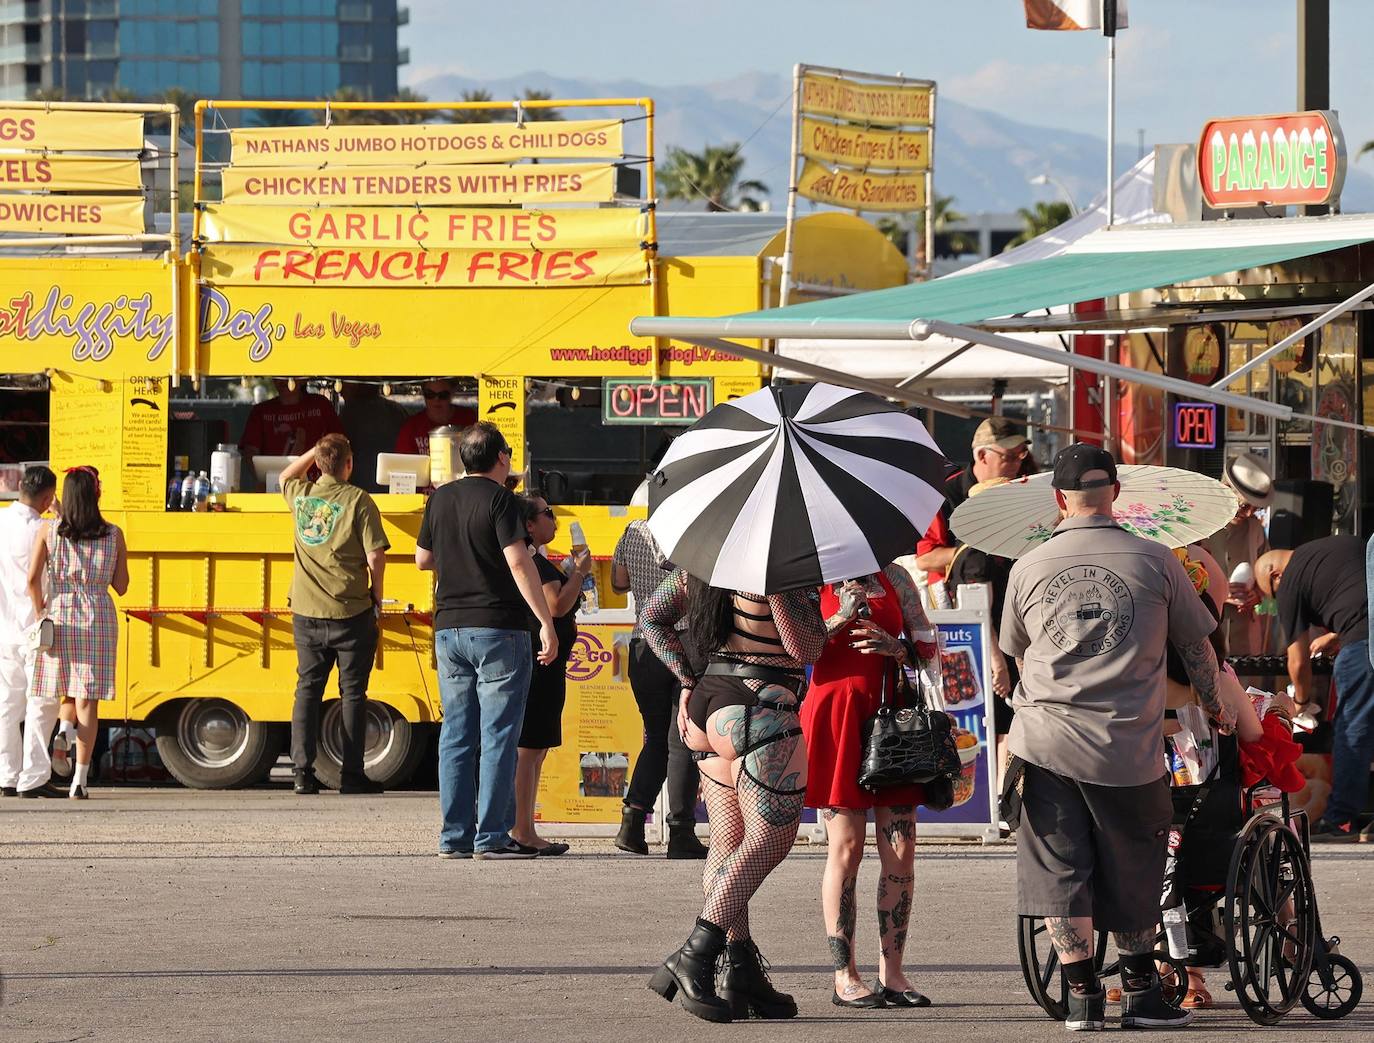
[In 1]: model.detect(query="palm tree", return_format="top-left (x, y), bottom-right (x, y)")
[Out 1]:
top-left (659, 144), bottom-right (768, 212)
top-left (389, 87), bottom-right (429, 124)
top-left (29, 87), bottom-right (66, 102)
top-left (520, 88), bottom-right (562, 122)
top-left (1009, 200), bottom-right (1073, 247)
top-left (879, 193), bottom-right (974, 259)
top-left (451, 89), bottom-right (496, 124)
top-left (1360, 140), bottom-right (1374, 161)
top-left (253, 107), bottom-right (310, 127)
top-left (323, 86), bottom-right (372, 125)
top-left (98, 86), bottom-right (138, 103)
top-left (157, 86), bottom-right (196, 129)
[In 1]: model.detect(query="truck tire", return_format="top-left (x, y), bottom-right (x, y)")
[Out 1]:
top-left (153, 700), bottom-right (283, 789)
top-left (312, 700), bottom-right (426, 790)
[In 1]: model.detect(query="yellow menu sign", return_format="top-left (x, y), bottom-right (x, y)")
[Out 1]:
top-left (0, 155), bottom-right (142, 192)
top-left (0, 195), bottom-right (144, 235)
top-left (478, 375), bottom-right (526, 474)
top-left (229, 118), bottom-right (624, 167)
top-left (49, 375), bottom-right (169, 510)
top-left (800, 72), bottom-right (933, 126)
top-left (0, 108), bottom-right (145, 151)
top-left (797, 159), bottom-right (927, 211)
top-left (799, 117), bottom-right (930, 171)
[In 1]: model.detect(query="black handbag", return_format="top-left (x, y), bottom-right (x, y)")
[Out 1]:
top-left (858, 660), bottom-right (962, 792)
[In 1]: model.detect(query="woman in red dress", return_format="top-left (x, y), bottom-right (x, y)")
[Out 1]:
top-left (801, 564), bottom-right (937, 1009)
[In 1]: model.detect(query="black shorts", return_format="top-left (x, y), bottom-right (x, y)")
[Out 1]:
top-left (1017, 763), bottom-right (1172, 932)
top-left (519, 656), bottom-right (569, 750)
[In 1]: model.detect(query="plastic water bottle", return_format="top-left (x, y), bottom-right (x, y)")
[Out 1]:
top-left (166, 466), bottom-right (184, 511)
top-left (193, 471), bottom-right (210, 512)
top-left (179, 470), bottom-right (198, 511)
top-left (567, 520), bottom-right (598, 614)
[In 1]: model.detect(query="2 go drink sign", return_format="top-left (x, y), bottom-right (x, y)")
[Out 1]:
top-left (1198, 110), bottom-right (1345, 209)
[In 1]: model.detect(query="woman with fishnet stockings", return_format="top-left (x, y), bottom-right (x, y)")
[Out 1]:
top-left (642, 569), bottom-right (826, 1023)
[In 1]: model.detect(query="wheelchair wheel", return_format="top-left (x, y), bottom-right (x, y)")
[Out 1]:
top-left (1301, 952), bottom-right (1362, 1020)
top-left (1017, 915), bottom-right (1108, 1022)
top-left (1224, 815), bottom-right (1316, 1025)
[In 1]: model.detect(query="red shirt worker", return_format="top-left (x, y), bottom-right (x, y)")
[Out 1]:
top-left (395, 379), bottom-right (478, 457)
top-left (239, 379), bottom-right (344, 485)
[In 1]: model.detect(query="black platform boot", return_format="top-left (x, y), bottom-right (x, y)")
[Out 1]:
top-left (666, 819), bottom-right (708, 859)
top-left (614, 805), bottom-right (648, 854)
top-left (718, 938), bottom-right (798, 1019)
top-left (648, 918), bottom-right (733, 1023)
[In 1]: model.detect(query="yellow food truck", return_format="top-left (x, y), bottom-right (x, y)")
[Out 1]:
top-left (1, 97), bottom-right (905, 820)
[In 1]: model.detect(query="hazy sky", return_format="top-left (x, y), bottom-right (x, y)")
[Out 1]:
top-left (402, 1), bottom-right (1374, 155)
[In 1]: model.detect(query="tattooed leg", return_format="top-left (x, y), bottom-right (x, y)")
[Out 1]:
top-left (875, 805), bottom-right (917, 990)
top-left (1045, 916), bottom-right (1096, 964)
top-left (1113, 928), bottom-right (1158, 956)
top-left (698, 758), bottom-right (749, 942)
top-left (698, 706), bottom-right (805, 935)
top-left (822, 807), bottom-right (873, 1000)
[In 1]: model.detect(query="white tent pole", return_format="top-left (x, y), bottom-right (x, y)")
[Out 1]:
top-left (912, 319), bottom-right (1291, 420)
top-left (896, 341), bottom-right (975, 385)
top-left (1210, 280), bottom-right (1374, 389)
top-left (1106, 32), bottom-right (1116, 228)
top-left (778, 63), bottom-right (803, 308)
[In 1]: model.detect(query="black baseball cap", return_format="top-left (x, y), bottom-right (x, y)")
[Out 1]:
top-left (1052, 443), bottom-right (1118, 490)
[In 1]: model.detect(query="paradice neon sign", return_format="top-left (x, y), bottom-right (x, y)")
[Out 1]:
top-left (1198, 110), bottom-right (1345, 209)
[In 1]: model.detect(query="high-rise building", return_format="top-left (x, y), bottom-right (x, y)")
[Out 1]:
top-left (0, 0), bottom-right (408, 104)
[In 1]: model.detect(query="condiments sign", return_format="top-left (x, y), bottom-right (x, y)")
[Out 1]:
top-left (1198, 110), bottom-right (1345, 209)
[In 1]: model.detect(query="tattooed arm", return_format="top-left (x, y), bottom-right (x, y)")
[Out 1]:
top-left (767, 587), bottom-right (828, 664)
top-left (1176, 636), bottom-right (1236, 733)
top-left (824, 580), bottom-right (866, 637)
top-left (641, 569), bottom-right (695, 688)
top-left (884, 563), bottom-right (937, 659)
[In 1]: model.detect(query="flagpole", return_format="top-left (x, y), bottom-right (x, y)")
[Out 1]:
top-left (1105, 0), bottom-right (1117, 227)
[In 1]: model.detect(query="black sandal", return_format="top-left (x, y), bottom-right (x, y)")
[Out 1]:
top-left (877, 982), bottom-right (931, 1007)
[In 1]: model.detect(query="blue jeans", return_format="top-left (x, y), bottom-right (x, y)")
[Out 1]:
top-left (1328, 640), bottom-right (1374, 824)
top-left (435, 627), bottom-right (533, 853)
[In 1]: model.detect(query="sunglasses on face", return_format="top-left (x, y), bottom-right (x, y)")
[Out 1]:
top-left (422, 389), bottom-right (452, 400)
top-left (990, 444), bottom-right (1029, 461)
top-left (538, 507), bottom-right (555, 519)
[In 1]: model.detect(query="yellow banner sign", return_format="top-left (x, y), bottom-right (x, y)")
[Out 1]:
top-left (799, 116), bottom-right (930, 171)
top-left (200, 243), bottom-right (648, 289)
top-left (229, 119), bottom-right (624, 167)
top-left (800, 72), bottom-right (933, 127)
top-left (0, 108), bottom-right (145, 151)
top-left (220, 162), bottom-right (617, 205)
top-left (0, 259), bottom-right (175, 374)
top-left (0, 195), bottom-right (144, 234)
top-left (796, 159), bottom-right (927, 211)
top-left (0, 155), bottom-right (142, 192)
top-left (199, 204), bottom-right (644, 250)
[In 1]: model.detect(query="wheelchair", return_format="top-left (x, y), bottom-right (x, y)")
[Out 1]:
top-left (1018, 731), bottom-right (1362, 1026)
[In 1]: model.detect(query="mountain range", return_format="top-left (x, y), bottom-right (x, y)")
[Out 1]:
top-left (411, 69), bottom-right (1374, 215)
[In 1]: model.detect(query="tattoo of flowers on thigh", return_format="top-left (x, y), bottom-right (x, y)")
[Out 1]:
top-left (880, 814), bottom-right (915, 847)
top-left (1045, 918), bottom-right (1092, 960)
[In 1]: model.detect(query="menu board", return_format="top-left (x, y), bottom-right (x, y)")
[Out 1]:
top-left (535, 623), bottom-right (643, 824)
top-left (49, 375), bottom-right (169, 510)
top-left (919, 619), bottom-right (999, 835)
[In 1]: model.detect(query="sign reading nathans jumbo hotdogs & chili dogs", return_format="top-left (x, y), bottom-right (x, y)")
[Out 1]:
top-left (1198, 110), bottom-right (1345, 209)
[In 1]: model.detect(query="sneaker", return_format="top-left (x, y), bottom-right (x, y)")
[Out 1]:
top-left (51, 734), bottom-right (71, 776)
top-left (1311, 818), bottom-right (1359, 843)
top-left (1065, 989), bottom-right (1106, 1031)
top-left (1120, 983), bottom-right (1194, 1029)
top-left (1, 786), bottom-right (17, 797)
top-left (437, 849), bottom-right (473, 859)
top-left (473, 840), bottom-right (540, 860)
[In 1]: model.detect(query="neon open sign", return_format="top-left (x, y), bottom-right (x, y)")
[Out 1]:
top-left (1172, 402), bottom-right (1218, 450)
top-left (602, 377), bottom-right (713, 425)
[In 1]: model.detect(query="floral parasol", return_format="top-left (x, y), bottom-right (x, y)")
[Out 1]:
top-left (950, 465), bottom-right (1239, 559)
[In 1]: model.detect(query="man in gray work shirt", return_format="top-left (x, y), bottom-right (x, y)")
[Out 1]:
top-left (1000, 444), bottom-right (1232, 1032)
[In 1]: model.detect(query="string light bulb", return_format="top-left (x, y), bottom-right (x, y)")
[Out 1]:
top-left (334, 379), bottom-right (343, 393)
top-left (382, 382), bottom-right (392, 396)
top-left (570, 386), bottom-right (581, 401)
top-left (287, 378), bottom-right (297, 392)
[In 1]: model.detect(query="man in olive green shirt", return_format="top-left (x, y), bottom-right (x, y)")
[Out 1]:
top-left (280, 433), bottom-right (389, 795)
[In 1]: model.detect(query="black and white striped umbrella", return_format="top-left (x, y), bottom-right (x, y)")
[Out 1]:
top-left (646, 382), bottom-right (949, 593)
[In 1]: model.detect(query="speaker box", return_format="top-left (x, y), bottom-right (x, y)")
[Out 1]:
top-left (1268, 479), bottom-right (1333, 550)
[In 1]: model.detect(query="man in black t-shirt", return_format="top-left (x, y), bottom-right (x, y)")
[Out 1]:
top-left (1257, 535), bottom-right (1374, 841)
top-left (417, 422), bottom-right (557, 860)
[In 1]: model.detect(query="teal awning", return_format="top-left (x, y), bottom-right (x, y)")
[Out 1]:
top-left (631, 223), bottom-right (1374, 340)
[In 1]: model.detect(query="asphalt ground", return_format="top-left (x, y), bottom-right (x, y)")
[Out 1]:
top-left (1, 788), bottom-right (1371, 1043)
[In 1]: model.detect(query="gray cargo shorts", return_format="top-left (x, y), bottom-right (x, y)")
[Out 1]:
top-left (1017, 762), bottom-right (1172, 932)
